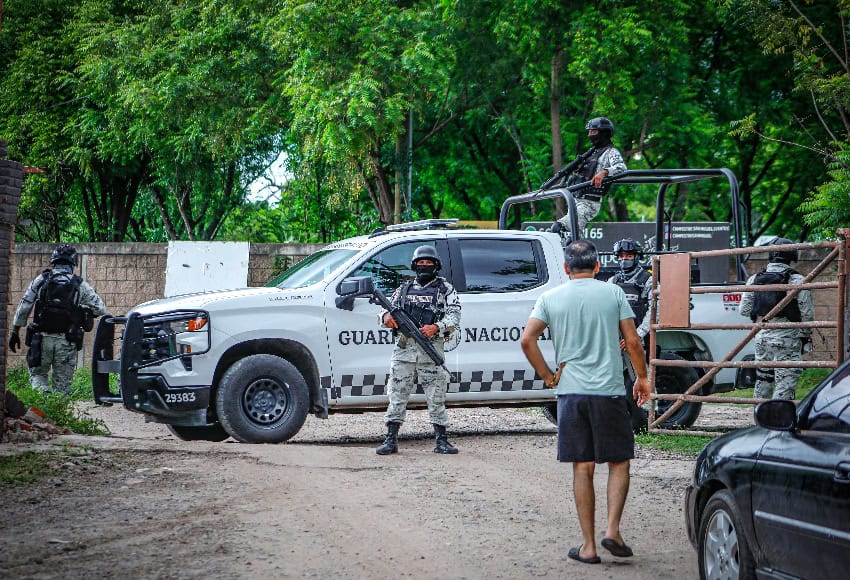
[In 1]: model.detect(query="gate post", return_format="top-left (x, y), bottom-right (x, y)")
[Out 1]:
top-left (0, 139), bottom-right (25, 440)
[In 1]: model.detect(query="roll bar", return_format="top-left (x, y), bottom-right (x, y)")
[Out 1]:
top-left (497, 168), bottom-right (748, 281)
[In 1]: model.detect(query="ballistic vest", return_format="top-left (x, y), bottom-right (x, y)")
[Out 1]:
top-left (750, 268), bottom-right (801, 322)
top-left (576, 145), bottom-right (614, 196)
top-left (613, 269), bottom-right (651, 323)
top-left (399, 279), bottom-right (447, 327)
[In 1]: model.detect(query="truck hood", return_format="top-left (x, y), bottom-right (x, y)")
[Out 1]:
top-left (131, 286), bottom-right (312, 315)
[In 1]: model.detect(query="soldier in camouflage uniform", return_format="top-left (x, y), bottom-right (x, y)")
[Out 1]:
top-left (739, 238), bottom-right (814, 400)
top-left (375, 245), bottom-right (462, 455)
top-left (8, 244), bottom-right (107, 394)
top-left (556, 117), bottom-right (627, 242)
top-left (607, 239), bottom-right (652, 347)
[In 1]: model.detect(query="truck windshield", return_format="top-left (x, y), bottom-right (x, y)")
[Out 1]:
top-left (265, 249), bottom-right (358, 289)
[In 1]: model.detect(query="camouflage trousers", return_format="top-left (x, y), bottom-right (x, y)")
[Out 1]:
top-left (383, 344), bottom-right (449, 426)
top-left (556, 199), bottom-right (601, 241)
top-left (29, 334), bottom-right (78, 395)
top-left (753, 334), bottom-right (803, 400)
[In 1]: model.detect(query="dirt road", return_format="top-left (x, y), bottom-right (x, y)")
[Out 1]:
top-left (0, 404), bottom-right (739, 579)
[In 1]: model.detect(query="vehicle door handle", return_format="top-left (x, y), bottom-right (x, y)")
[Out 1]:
top-left (835, 462), bottom-right (850, 484)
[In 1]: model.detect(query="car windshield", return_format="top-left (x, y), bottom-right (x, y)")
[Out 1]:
top-left (265, 249), bottom-right (358, 289)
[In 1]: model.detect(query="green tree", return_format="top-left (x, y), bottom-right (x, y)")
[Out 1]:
top-left (726, 0), bottom-right (850, 239)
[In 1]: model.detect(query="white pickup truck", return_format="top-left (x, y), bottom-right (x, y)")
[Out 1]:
top-left (92, 168), bottom-right (755, 442)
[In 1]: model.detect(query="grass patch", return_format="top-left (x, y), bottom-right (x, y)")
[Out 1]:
top-left (635, 432), bottom-right (714, 456)
top-left (5, 366), bottom-right (109, 436)
top-left (721, 367), bottom-right (830, 400)
top-left (0, 452), bottom-right (57, 486)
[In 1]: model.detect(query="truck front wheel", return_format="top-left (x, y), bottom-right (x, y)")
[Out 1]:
top-left (215, 354), bottom-right (309, 443)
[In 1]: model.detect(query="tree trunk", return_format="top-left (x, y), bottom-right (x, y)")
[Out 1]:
top-left (550, 46), bottom-right (565, 218)
top-left (369, 148), bottom-right (395, 225)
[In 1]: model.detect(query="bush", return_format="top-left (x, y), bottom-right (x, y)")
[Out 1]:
top-left (5, 366), bottom-right (109, 436)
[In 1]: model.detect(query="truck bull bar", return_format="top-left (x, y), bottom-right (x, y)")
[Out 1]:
top-left (92, 311), bottom-right (212, 425)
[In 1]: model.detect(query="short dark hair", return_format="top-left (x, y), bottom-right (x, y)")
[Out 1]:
top-left (565, 240), bottom-right (598, 272)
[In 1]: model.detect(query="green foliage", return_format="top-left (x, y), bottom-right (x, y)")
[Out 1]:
top-left (1, 0), bottom-right (846, 243)
top-left (635, 433), bottom-right (713, 456)
top-left (800, 154), bottom-right (850, 238)
top-left (721, 368), bottom-right (830, 401)
top-left (0, 452), bottom-right (57, 486)
top-left (6, 366), bottom-right (110, 435)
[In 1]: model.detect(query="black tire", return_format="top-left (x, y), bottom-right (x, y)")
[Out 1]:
top-left (215, 354), bottom-right (309, 443)
top-left (167, 423), bottom-right (230, 442)
top-left (541, 400), bottom-right (648, 435)
top-left (698, 489), bottom-right (756, 580)
top-left (654, 353), bottom-right (702, 428)
top-left (542, 402), bottom-right (558, 425)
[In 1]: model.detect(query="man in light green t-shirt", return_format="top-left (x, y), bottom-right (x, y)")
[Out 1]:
top-left (521, 239), bottom-right (650, 565)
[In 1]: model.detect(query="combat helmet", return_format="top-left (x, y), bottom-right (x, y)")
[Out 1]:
top-left (50, 244), bottom-right (78, 268)
top-left (410, 245), bottom-right (441, 270)
top-left (585, 117), bottom-right (616, 136)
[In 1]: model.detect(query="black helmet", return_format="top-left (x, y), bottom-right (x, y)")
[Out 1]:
top-left (585, 117), bottom-right (615, 136)
top-left (768, 237), bottom-right (798, 264)
top-left (411, 245), bottom-right (441, 270)
top-left (50, 244), bottom-right (78, 268)
top-left (613, 239), bottom-right (642, 257)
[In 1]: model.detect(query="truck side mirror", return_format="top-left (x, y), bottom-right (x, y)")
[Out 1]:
top-left (335, 276), bottom-right (376, 310)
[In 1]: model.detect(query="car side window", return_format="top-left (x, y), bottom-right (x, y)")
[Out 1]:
top-left (806, 364), bottom-right (850, 433)
top-left (350, 241), bottom-right (436, 295)
top-left (458, 239), bottom-right (545, 293)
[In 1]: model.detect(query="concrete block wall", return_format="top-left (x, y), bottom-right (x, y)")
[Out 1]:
top-left (6, 242), bottom-right (323, 370)
top-left (5, 241), bottom-right (848, 374)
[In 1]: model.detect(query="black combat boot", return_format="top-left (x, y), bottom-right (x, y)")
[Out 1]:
top-left (376, 422), bottom-right (401, 455)
top-left (433, 424), bottom-right (459, 454)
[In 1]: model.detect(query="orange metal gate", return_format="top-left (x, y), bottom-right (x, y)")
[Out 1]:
top-left (646, 230), bottom-right (849, 435)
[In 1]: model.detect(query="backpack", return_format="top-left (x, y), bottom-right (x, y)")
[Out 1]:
top-left (33, 269), bottom-right (83, 334)
top-left (750, 269), bottom-right (801, 322)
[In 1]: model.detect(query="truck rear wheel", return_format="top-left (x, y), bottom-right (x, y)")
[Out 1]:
top-left (215, 354), bottom-right (309, 443)
top-left (167, 423), bottom-right (230, 442)
top-left (654, 353), bottom-right (702, 428)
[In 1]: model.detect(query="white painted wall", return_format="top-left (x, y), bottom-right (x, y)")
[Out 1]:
top-left (165, 241), bottom-right (250, 297)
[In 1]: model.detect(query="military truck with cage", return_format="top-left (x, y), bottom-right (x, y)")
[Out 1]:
top-left (92, 167), bottom-right (755, 443)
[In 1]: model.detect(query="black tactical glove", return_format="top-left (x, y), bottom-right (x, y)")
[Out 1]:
top-left (9, 329), bottom-right (20, 353)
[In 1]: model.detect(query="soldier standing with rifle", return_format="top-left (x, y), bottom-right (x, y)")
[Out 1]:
top-left (554, 117), bottom-right (627, 243)
top-left (8, 244), bottom-right (106, 394)
top-left (375, 245), bottom-right (462, 455)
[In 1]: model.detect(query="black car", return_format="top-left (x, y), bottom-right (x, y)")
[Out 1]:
top-left (685, 358), bottom-right (850, 580)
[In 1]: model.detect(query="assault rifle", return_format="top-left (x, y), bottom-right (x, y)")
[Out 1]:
top-left (539, 146), bottom-right (595, 191)
top-left (335, 276), bottom-right (449, 372)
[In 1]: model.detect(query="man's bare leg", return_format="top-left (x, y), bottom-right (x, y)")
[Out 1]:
top-left (605, 460), bottom-right (630, 544)
top-left (573, 461), bottom-right (597, 558)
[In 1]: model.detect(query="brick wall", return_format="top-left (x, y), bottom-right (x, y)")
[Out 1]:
top-left (6, 242), bottom-right (323, 369)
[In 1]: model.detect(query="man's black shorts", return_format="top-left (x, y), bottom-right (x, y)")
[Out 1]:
top-left (557, 394), bottom-right (634, 463)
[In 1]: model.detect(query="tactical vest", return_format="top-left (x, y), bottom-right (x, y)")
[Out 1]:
top-left (576, 145), bottom-right (613, 197)
top-left (33, 270), bottom-right (83, 334)
top-left (399, 279), bottom-right (447, 327)
top-left (613, 269), bottom-right (651, 323)
top-left (750, 268), bottom-right (801, 322)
